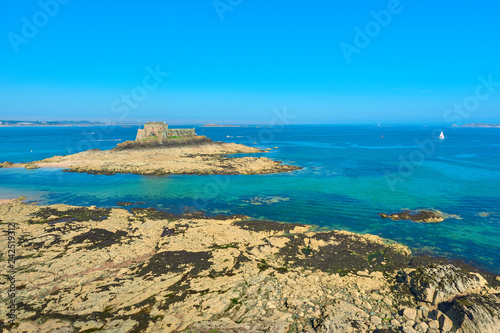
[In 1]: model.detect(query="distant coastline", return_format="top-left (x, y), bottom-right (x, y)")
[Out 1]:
top-left (203, 123), bottom-right (242, 127)
top-left (0, 120), bottom-right (140, 127)
top-left (454, 123), bottom-right (500, 128)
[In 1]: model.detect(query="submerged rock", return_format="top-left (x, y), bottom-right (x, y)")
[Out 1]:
top-left (117, 202), bottom-right (134, 206)
top-left (378, 210), bottom-right (444, 223)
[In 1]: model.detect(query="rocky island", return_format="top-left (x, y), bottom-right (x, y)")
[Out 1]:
top-left (378, 210), bottom-right (445, 223)
top-left (1, 199), bottom-right (499, 332)
top-left (2, 122), bottom-right (301, 176)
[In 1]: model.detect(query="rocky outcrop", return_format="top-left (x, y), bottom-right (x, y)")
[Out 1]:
top-left (8, 136), bottom-right (302, 176)
top-left (400, 264), bottom-right (487, 305)
top-left (0, 161), bottom-right (13, 168)
top-left (114, 135), bottom-right (213, 150)
top-left (443, 293), bottom-right (500, 333)
top-left (1, 200), bottom-right (498, 333)
top-left (378, 210), bottom-right (444, 223)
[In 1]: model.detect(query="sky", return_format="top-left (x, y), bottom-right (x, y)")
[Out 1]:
top-left (1, 0), bottom-right (499, 125)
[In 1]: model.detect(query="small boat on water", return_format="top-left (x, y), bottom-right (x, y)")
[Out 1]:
top-left (439, 131), bottom-right (445, 140)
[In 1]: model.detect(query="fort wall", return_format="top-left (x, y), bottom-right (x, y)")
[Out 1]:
top-left (167, 128), bottom-right (196, 137)
top-left (135, 122), bottom-right (196, 142)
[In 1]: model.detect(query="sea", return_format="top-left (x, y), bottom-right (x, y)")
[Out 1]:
top-left (1, 125), bottom-right (499, 273)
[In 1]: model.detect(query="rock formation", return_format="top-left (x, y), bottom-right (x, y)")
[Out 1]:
top-left (400, 264), bottom-right (487, 305)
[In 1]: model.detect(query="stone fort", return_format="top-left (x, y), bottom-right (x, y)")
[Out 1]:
top-left (135, 122), bottom-right (196, 143)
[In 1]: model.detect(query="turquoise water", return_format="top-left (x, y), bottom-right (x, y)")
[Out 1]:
top-left (1, 125), bottom-right (499, 273)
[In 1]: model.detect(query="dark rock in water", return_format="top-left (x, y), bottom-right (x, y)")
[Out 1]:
top-left (398, 264), bottom-right (487, 305)
top-left (441, 293), bottom-right (500, 333)
top-left (117, 202), bottom-right (134, 206)
top-left (378, 210), bottom-right (444, 223)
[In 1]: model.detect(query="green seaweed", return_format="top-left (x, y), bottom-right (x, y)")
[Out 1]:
top-left (258, 259), bottom-right (269, 271)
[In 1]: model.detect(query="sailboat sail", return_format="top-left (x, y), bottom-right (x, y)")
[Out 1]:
top-left (439, 131), bottom-right (445, 140)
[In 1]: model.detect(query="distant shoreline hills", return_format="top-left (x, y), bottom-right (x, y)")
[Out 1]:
top-left (203, 123), bottom-right (246, 127)
top-left (0, 120), bottom-right (140, 127)
top-left (0, 121), bottom-right (259, 128)
top-left (454, 123), bottom-right (500, 128)
top-left (202, 123), bottom-right (267, 128)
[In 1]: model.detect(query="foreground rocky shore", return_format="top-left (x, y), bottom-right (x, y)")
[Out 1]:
top-left (1, 199), bottom-right (499, 333)
top-left (1, 136), bottom-right (301, 176)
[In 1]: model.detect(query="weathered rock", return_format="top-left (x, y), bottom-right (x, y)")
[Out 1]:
top-left (403, 307), bottom-right (417, 321)
top-left (400, 264), bottom-right (487, 304)
top-left (370, 315), bottom-right (382, 325)
top-left (417, 305), bottom-right (429, 318)
top-left (442, 293), bottom-right (500, 333)
top-left (316, 301), bottom-right (369, 333)
top-left (414, 321), bottom-right (429, 332)
top-left (428, 320), bottom-right (439, 329)
top-left (439, 314), bottom-right (454, 332)
top-left (383, 296), bottom-right (392, 306)
top-left (391, 318), bottom-right (401, 326)
top-left (402, 325), bottom-right (418, 333)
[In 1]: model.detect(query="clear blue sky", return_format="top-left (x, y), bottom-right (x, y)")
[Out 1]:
top-left (1, 0), bottom-right (499, 124)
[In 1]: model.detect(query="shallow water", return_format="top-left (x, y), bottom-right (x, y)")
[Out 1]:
top-left (1, 125), bottom-right (499, 272)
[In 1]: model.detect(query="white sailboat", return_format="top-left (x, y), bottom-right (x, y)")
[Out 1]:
top-left (439, 131), bottom-right (445, 140)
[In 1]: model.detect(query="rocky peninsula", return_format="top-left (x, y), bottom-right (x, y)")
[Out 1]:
top-left (2, 136), bottom-right (301, 176)
top-left (1, 199), bottom-right (499, 332)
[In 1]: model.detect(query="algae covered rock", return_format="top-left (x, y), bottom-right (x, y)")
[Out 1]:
top-left (378, 210), bottom-right (444, 223)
